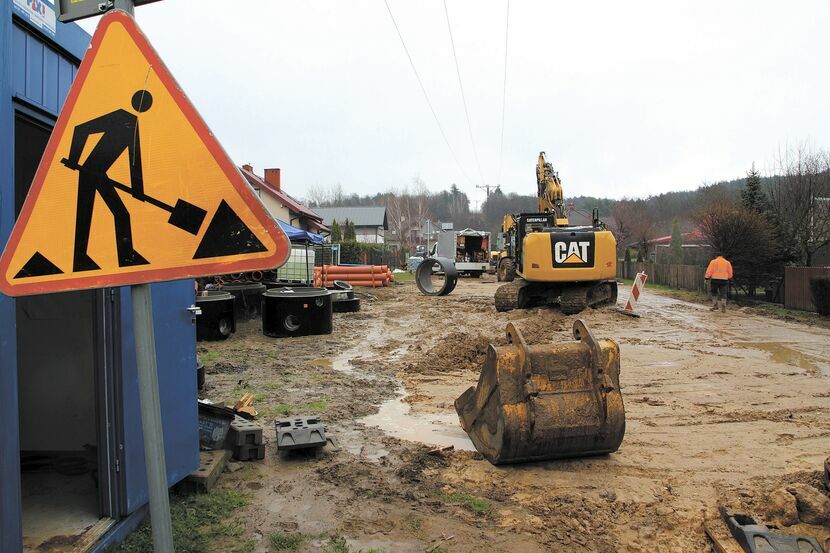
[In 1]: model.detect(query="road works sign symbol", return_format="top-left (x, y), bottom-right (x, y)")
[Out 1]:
top-left (0, 11), bottom-right (289, 296)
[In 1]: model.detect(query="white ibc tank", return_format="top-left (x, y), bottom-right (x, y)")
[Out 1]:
top-left (276, 248), bottom-right (315, 282)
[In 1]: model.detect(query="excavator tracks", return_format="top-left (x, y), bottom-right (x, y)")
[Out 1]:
top-left (494, 279), bottom-right (525, 312)
top-left (495, 280), bottom-right (618, 314)
top-left (561, 281), bottom-right (618, 314)
top-left (559, 285), bottom-right (590, 315)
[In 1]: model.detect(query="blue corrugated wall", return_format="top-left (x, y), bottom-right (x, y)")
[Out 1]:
top-left (0, 2), bottom-right (20, 549)
top-left (11, 22), bottom-right (77, 112)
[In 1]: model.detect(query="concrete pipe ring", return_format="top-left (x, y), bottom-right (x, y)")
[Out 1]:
top-left (416, 257), bottom-right (458, 296)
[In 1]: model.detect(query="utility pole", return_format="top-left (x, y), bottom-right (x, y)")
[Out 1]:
top-left (476, 184), bottom-right (497, 198)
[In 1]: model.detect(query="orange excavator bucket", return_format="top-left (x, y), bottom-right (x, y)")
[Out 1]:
top-left (455, 320), bottom-right (625, 464)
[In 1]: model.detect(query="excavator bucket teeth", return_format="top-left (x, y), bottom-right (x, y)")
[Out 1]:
top-left (455, 320), bottom-right (625, 465)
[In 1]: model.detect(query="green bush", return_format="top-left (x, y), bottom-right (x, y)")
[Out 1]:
top-left (809, 276), bottom-right (830, 316)
top-left (337, 241), bottom-right (390, 265)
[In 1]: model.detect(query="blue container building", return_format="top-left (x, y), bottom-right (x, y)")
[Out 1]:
top-left (1, 2), bottom-right (199, 551)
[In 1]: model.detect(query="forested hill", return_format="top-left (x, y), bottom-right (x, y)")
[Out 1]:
top-left (306, 175), bottom-right (767, 241)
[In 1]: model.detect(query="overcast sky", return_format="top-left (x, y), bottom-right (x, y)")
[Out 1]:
top-left (79, 1), bottom-right (830, 204)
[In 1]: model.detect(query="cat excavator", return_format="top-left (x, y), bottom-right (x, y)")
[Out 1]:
top-left (495, 152), bottom-right (618, 314)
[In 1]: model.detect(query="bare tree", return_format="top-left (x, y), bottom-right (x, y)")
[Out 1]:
top-left (411, 183), bottom-right (431, 243)
top-left (609, 201), bottom-right (635, 253)
top-left (383, 188), bottom-right (409, 251)
top-left (305, 183), bottom-right (345, 207)
top-left (768, 145), bottom-right (830, 266)
top-left (305, 183), bottom-right (329, 207)
top-left (381, 184), bottom-right (432, 255)
top-left (611, 200), bottom-right (655, 256)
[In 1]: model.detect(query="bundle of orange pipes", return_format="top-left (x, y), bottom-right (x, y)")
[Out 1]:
top-left (314, 265), bottom-right (394, 288)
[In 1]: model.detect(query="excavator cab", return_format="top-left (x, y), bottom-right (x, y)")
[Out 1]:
top-left (455, 320), bottom-right (625, 464)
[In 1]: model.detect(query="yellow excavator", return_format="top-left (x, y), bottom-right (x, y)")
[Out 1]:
top-left (495, 152), bottom-right (618, 314)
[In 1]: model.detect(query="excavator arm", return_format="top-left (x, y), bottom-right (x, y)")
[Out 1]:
top-left (536, 151), bottom-right (568, 225)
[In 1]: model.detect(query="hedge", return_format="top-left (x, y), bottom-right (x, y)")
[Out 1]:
top-left (336, 241), bottom-right (400, 266)
top-left (809, 276), bottom-right (830, 316)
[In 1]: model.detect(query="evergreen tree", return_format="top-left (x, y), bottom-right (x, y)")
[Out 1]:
top-left (669, 217), bottom-right (684, 264)
top-left (741, 163), bottom-right (770, 214)
top-left (624, 248), bottom-right (631, 263)
top-left (330, 219), bottom-right (342, 242)
top-left (636, 248), bottom-right (644, 262)
top-left (343, 219), bottom-right (357, 241)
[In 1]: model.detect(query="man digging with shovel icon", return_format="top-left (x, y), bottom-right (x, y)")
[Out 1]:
top-left (62, 89), bottom-right (207, 272)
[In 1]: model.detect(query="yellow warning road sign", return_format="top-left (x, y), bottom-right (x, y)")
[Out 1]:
top-left (0, 11), bottom-right (290, 296)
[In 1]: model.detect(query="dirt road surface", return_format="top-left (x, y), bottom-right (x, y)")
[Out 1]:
top-left (200, 276), bottom-right (830, 552)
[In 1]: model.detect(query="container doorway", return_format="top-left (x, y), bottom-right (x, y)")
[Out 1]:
top-left (14, 110), bottom-right (120, 552)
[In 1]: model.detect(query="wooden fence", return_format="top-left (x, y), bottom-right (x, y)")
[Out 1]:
top-left (618, 262), bottom-right (830, 311)
top-left (783, 266), bottom-right (830, 312)
top-left (617, 261), bottom-right (707, 293)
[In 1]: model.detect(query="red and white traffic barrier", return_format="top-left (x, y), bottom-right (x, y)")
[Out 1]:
top-left (620, 271), bottom-right (648, 316)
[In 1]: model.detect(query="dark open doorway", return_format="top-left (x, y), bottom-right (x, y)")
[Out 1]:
top-left (14, 110), bottom-right (119, 551)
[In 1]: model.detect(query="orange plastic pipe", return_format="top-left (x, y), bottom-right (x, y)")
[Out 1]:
top-left (321, 267), bottom-right (387, 274)
top-left (322, 279), bottom-right (388, 287)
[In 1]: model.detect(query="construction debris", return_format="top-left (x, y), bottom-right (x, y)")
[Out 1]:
top-left (198, 400), bottom-right (236, 449)
top-left (785, 484), bottom-right (830, 526)
top-left (427, 445), bottom-right (454, 456)
top-left (719, 507), bottom-right (825, 553)
top-left (233, 393), bottom-right (257, 418)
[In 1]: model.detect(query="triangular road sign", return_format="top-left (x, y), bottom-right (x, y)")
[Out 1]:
top-left (0, 11), bottom-right (289, 296)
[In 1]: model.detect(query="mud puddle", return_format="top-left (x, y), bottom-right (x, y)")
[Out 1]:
top-left (310, 357), bottom-right (377, 380)
top-left (736, 341), bottom-right (829, 376)
top-left (360, 390), bottom-right (475, 451)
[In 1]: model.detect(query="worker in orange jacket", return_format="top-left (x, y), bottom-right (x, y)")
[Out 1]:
top-left (704, 253), bottom-right (733, 312)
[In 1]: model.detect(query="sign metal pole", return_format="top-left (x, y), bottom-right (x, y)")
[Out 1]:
top-left (132, 283), bottom-right (174, 551)
top-left (112, 3), bottom-right (174, 551)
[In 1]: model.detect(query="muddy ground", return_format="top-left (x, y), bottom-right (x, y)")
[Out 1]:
top-left (199, 276), bottom-right (830, 552)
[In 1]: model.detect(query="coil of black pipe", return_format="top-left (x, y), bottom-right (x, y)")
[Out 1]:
top-left (415, 257), bottom-right (458, 296)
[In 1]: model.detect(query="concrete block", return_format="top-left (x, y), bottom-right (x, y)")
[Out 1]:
top-left (178, 449), bottom-right (232, 493)
top-left (232, 444), bottom-right (265, 461)
top-left (225, 415), bottom-right (263, 447)
top-left (275, 416), bottom-right (327, 451)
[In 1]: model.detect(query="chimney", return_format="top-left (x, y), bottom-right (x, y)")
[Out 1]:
top-left (242, 163), bottom-right (253, 174)
top-left (264, 168), bottom-right (281, 191)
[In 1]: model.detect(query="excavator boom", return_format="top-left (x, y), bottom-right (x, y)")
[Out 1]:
top-left (536, 151), bottom-right (567, 224)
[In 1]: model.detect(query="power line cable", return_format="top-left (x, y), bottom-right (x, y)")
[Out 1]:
top-left (383, 0), bottom-right (474, 187)
top-left (443, 0), bottom-right (484, 187)
top-left (497, 0), bottom-right (510, 186)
